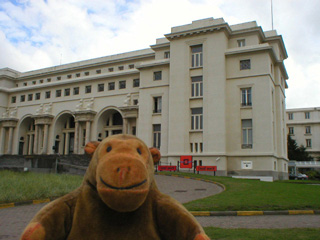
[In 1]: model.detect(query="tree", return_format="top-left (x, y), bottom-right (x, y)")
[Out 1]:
top-left (287, 134), bottom-right (313, 161)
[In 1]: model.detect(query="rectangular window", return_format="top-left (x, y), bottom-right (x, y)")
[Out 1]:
top-left (242, 119), bottom-right (253, 149)
top-left (35, 93), bottom-right (41, 100)
top-left (11, 96), bottom-right (16, 103)
top-left (96, 69), bottom-right (101, 74)
top-left (23, 82), bottom-right (27, 86)
top-left (57, 76), bottom-right (61, 80)
top-left (28, 94), bottom-right (33, 101)
top-left (76, 73), bottom-right (81, 77)
top-left (133, 78), bottom-right (140, 88)
top-left (73, 87), bottom-right (79, 95)
top-left (67, 75), bottom-right (72, 79)
top-left (129, 64), bottom-right (134, 69)
top-left (108, 67), bottom-right (114, 72)
top-left (32, 81), bottom-right (36, 85)
top-left (119, 80), bottom-right (126, 89)
top-left (306, 126), bottom-right (311, 134)
top-left (191, 76), bottom-right (203, 97)
top-left (154, 71), bottom-right (162, 81)
top-left (153, 96), bottom-right (162, 113)
top-left (306, 139), bottom-right (312, 148)
top-left (164, 51), bottom-right (170, 59)
top-left (153, 124), bottom-right (161, 149)
top-left (191, 108), bottom-right (203, 130)
top-left (241, 88), bottom-right (252, 106)
top-left (85, 85), bottom-right (92, 93)
top-left (191, 45), bottom-right (203, 68)
top-left (108, 82), bottom-right (115, 90)
top-left (56, 90), bottom-right (62, 97)
top-left (237, 39), bottom-right (246, 47)
top-left (20, 95), bottom-right (25, 102)
top-left (289, 127), bottom-right (294, 135)
top-left (305, 112), bottom-right (310, 119)
top-left (39, 79), bottom-right (44, 84)
top-left (47, 78), bottom-right (51, 82)
top-left (85, 71), bottom-right (90, 76)
top-left (64, 88), bottom-right (70, 96)
top-left (45, 91), bottom-right (51, 99)
top-left (288, 113), bottom-right (293, 120)
top-left (118, 66), bottom-right (124, 71)
top-left (240, 59), bottom-right (251, 70)
top-left (98, 83), bottom-right (104, 92)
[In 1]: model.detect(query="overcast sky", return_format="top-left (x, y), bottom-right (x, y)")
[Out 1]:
top-left (0, 0), bottom-right (319, 109)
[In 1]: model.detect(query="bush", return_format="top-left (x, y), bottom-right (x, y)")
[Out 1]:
top-left (307, 170), bottom-right (320, 180)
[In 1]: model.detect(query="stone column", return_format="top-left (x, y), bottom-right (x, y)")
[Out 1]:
top-left (7, 127), bottom-right (13, 154)
top-left (0, 127), bottom-right (5, 155)
top-left (33, 125), bottom-right (39, 154)
top-left (42, 124), bottom-right (49, 154)
top-left (64, 133), bottom-right (70, 155)
top-left (85, 121), bottom-right (91, 144)
top-left (123, 118), bottom-right (128, 134)
top-left (28, 134), bottom-right (32, 155)
top-left (74, 121), bottom-right (79, 154)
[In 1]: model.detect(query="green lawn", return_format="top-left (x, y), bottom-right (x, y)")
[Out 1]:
top-left (0, 170), bottom-right (82, 203)
top-left (158, 172), bottom-right (320, 211)
top-left (1, 170), bottom-right (320, 213)
top-left (204, 227), bottom-right (320, 240)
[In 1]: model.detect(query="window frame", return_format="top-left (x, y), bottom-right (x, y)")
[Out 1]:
top-left (153, 71), bottom-right (162, 81)
top-left (241, 88), bottom-right (252, 107)
top-left (153, 96), bottom-right (162, 114)
top-left (153, 124), bottom-right (161, 149)
top-left (242, 119), bottom-right (253, 149)
top-left (240, 59), bottom-right (251, 70)
top-left (191, 76), bottom-right (203, 98)
top-left (191, 45), bottom-right (203, 68)
top-left (191, 108), bottom-right (203, 131)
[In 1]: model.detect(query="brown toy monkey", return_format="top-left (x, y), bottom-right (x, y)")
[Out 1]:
top-left (21, 134), bottom-right (210, 240)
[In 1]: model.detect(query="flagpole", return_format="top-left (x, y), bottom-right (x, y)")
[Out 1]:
top-left (271, 0), bottom-right (274, 30)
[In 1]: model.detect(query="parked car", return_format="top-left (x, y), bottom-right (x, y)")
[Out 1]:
top-left (289, 173), bottom-right (308, 180)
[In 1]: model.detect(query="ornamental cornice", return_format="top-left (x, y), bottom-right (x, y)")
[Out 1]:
top-left (32, 115), bottom-right (54, 125)
top-left (165, 23), bottom-right (231, 40)
top-left (73, 110), bottom-right (97, 122)
top-left (0, 118), bottom-right (18, 127)
top-left (118, 106), bottom-right (139, 119)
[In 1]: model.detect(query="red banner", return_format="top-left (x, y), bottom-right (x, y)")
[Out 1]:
top-left (180, 156), bottom-right (193, 168)
top-left (158, 165), bottom-right (177, 171)
top-left (196, 166), bottom-right (217, 172)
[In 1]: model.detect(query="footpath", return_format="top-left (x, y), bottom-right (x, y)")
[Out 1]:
top-left (1, 174), bottom-right (320, 239)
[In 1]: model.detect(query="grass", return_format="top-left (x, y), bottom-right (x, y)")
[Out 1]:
top-left (1, 170), bottom-right (320, 212)
top-left (0, 170), bottom-right (82, 203)
top-left (158, 172), bottom-right (320, 211)
top-left (204, 227), bottom-right (320, 240)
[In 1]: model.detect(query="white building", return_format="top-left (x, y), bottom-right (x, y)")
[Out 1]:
top-left (287, 107), bottom-right (320, 161)
top-left (0, 18), bottom-right (289, 179)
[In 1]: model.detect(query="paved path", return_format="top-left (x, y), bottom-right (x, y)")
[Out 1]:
top-left (1, 175), bottom-right (320, 240)
top-left (0, 175), bottom-right (222, 239)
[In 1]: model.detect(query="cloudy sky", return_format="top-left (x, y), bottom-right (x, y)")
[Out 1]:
top-left (0, 0), bottom-right (319, 109)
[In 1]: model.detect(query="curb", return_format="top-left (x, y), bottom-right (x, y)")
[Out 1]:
top-left (155, 172), bottom-right (320, 217)
top-left (190, 210), bottom-right (320, 216)
top-left (0, 198), bottom-right (56, 210)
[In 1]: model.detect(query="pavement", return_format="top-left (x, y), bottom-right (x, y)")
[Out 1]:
top-left (1, 174), bottom-right (320, 239)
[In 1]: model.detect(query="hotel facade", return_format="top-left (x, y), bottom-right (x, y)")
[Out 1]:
top-left (0, 18), bottom-right (289, 179)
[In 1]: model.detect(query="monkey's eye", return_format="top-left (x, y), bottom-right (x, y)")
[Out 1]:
top-left (137, 148), bottom-right (142, 155)
top-left (106, 146), bottom-right (112, 152)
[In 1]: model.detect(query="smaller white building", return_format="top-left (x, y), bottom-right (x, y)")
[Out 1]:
top-left (287, 107), bottom-right (320, 161)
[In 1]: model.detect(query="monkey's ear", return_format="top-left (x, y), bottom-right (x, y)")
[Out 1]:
top-left (149, 147), bottom-right (161, 165)
top-left (85, 141), bottom-right (100, 155)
